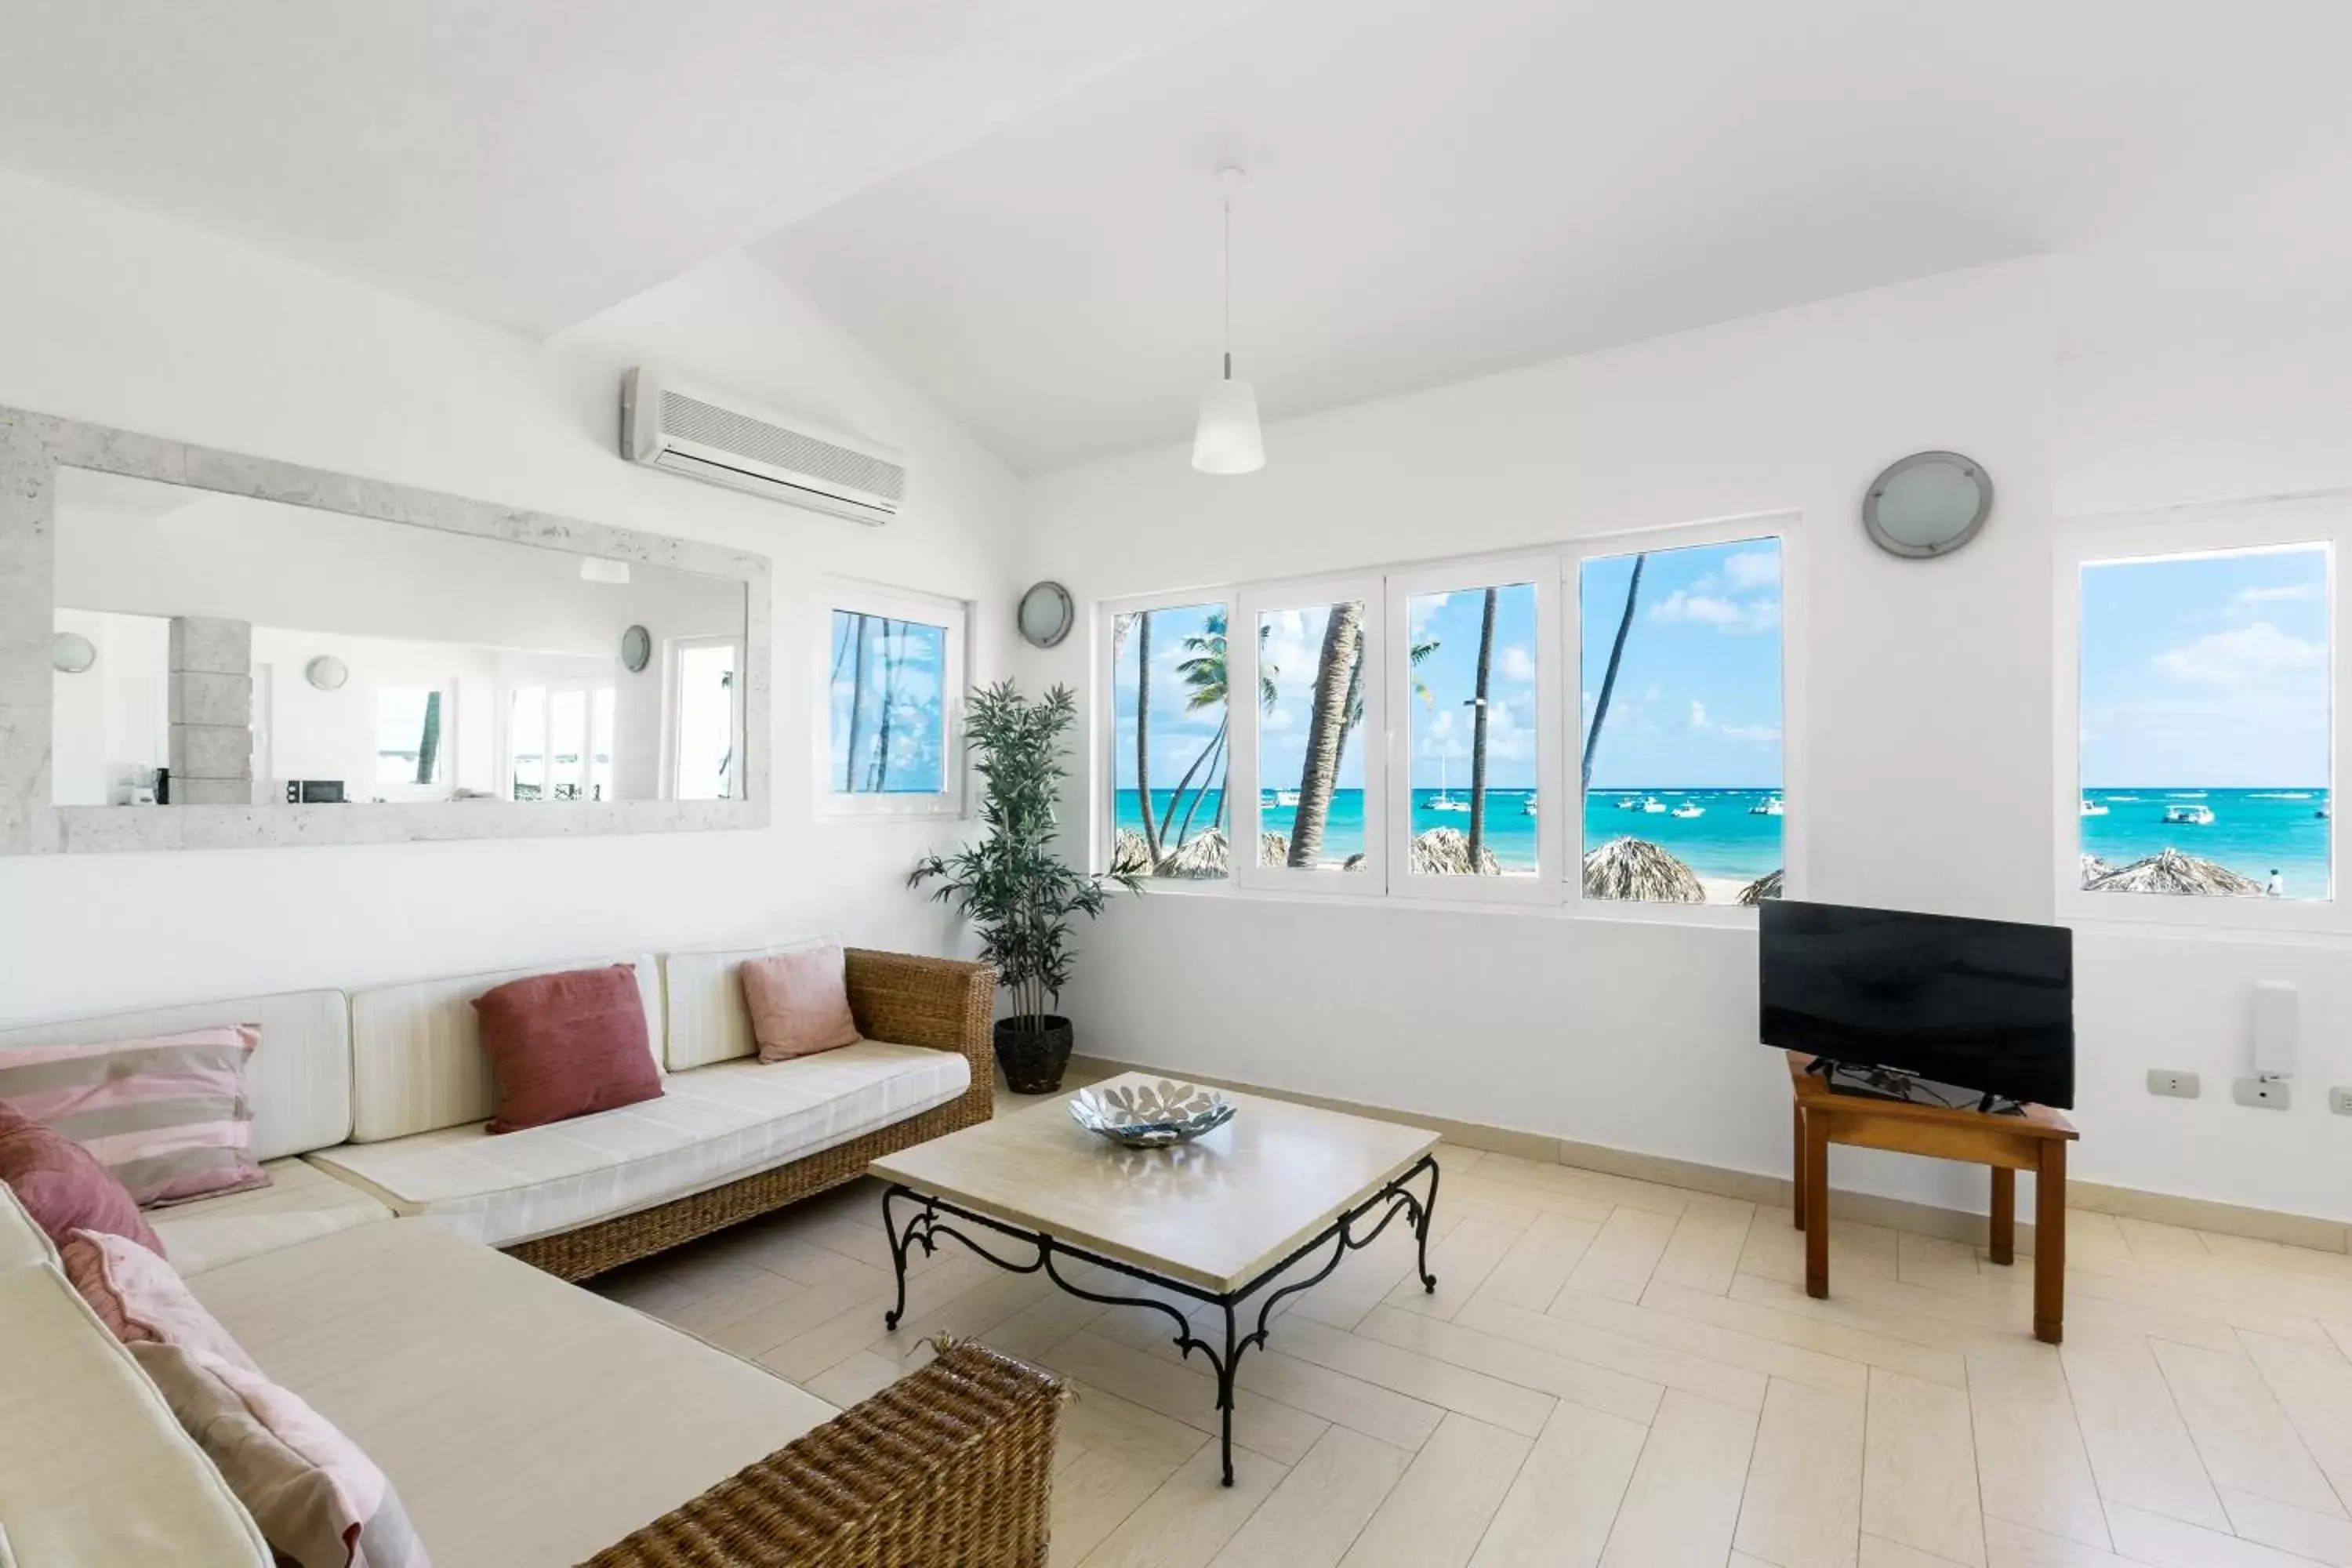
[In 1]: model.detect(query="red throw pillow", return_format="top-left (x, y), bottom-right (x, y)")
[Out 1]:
top-left (470, 965), bottom-right (662, 1134)
top-left (0, 1102), bottom-right (165, 1256)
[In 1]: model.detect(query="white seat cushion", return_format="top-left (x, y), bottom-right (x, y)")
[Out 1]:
top-left (0, 1263), bottom-right (271, 1566)
top-left (0, 1178), bottom-right (56, 1272)
top-left (305, 1041), bottom-right (969, 1248)
top-left (150, 1157), bottom-right (392, 1276)
top-left (191, 1218), bottom-right (837, 1568)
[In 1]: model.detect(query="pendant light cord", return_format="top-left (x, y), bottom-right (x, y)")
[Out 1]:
top-left (1221, 195), bottom-right (1233, 382)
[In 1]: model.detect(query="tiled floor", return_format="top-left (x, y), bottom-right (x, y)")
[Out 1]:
top-left (592, 1109), bottom-right (2352, 1567)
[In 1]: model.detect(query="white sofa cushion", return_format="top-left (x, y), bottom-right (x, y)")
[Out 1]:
top-left (659, 934), bottom-right (833, 1071)
top-left (191, 1218), bottom-right (837, 1568)
top-left (0, 1262), bottom-right (272, 1566)
top-left (307, 1041), bottom-right (970, 1248)
top-left (345, 954), bottom-right (662, 1143)
top-left (151, 1157), bottom-right (393, 1277)
top-left (0, 1178), bottom-right (56, 1272)
top-left (0, 989), bottom-right (350, 1161)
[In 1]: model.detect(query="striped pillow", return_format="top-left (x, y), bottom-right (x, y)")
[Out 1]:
top-left (0, 1025), bottom-right (270, 1208)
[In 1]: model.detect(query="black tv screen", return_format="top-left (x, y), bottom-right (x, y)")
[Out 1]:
top-left (1759, 900), bottom-right (2074, 1109)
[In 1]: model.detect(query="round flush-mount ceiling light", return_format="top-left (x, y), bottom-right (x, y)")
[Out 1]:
top-left (1863, 451), bottom-right (1993, 559)
top-left (1191, 166), bottom-right (1265, 476)
top-left (304, 655), bottom-right (350, 691)
top-left (50, 632), bottom-right (96, 674)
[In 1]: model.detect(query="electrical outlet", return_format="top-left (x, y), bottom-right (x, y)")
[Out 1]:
top-left (2331, 1087), bottom-right (2352, 1116)
top-left (2234, 1076), bottom-right (2292, 1111)
top-left (2147, 1069), bottom-right (2201, 1099)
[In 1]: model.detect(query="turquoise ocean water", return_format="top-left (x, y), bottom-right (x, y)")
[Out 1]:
top-left (1118, 786), bottom-right (2332, 891)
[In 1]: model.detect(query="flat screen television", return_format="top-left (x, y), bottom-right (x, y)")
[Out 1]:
top-left (1759, 900), bottom-right (2074, 1109)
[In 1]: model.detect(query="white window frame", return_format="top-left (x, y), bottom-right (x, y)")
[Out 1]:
top-left (1095, 586), bottom-right (1237, 884)
top-left (369, 678), bottom-right (459, 804)
top-left (505, 676), bottom-right (615, 804)
top-left (1563, 512), bottom-right (1805, 926)
top-left (670, 633), bottom-right (746, 804)
top-left (815, 581), bottom-right (966, 820)
top-left (1383, 556), bottom-right (1563, 905)
top-left (1232, 575), bottom-right (1390, 895)
top-left (2054, 496), bottom-right (2343, 934)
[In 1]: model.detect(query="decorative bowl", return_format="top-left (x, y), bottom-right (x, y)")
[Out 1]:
top-left (1069, 1080), bottom-right (1236, 1148)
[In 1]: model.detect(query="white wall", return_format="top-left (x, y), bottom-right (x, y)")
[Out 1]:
top-left (0, 165), bottom-right (1022, 1017)
top-left (1018, 253), bottom-right (2352, 1228)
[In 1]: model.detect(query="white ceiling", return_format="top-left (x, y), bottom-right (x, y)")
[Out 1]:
top-left (0, 0), bottom-right (1254, 334)
top-left (754, 0), bottom-right (2352, 473)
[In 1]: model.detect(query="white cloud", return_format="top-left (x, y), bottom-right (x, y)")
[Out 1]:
top-left (1650, 590), bottom-right (1780, 635)
top-left (1497, 644), bottom-right (1537, 682)
top-left (1721, 550), bottom-right (1782, 591)
top-left (2154, 621), bottom-right (2325, 687)
top-left (1721, 722), bottom-right (1782, 744)
top-left (1689, 700), bottom-right (1708, 730)
top-left (2231, 583), bottom-right (2322, 607)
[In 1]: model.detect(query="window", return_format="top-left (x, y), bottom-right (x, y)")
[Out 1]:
top-left (819, 585), bottom-right (966, 817)
top-left (1233, 581), bottom-right (1386, 886)
top-left (1109, 597), bottom-right (1232, 879)
top-left (2064, 518), bottom-right (2336, 920)
top-left (375, 686), bottom-right (446, 787)
top-left (1098, 519), bottom-right (1796, 916)
top-left (673, 638), bottom-right (740, 801)
top-left (1573, 533), bottom-right (1786, 908)
top-left (508, 678), bottom-right (615, 802)
top-left (1386, 561), bottom-right (1559, 898)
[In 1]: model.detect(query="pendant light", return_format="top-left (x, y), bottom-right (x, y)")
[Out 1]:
top-left (1192, 166), bottom-right (1265, 475)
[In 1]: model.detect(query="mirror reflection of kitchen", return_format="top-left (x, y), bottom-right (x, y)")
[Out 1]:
top-left (49, 469), bottom-right (747, 808)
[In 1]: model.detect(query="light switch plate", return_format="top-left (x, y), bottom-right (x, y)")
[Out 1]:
top-left (2234, 1076), bottom-right (2291, 1111)
top-left (2147, 1070), bottom-right (2201, 1099)
top-left (2330, 1087), bottom-right (2352, 1116)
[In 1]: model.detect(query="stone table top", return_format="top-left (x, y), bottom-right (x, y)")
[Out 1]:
top-left (869, 1073), bottom-right (1439, 1294)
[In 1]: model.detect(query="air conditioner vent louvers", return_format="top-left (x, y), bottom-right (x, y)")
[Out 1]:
top-left (658, 390), bottom-right (906, 503)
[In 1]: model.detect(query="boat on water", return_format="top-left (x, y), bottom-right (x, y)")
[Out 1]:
top-left (1262, 789), bottom-right (1301, 808)
top-left (1614, 797), bottom-right (1639, 810)
top-left (1427, 758), bottom-right (1471, 812)
top-left (1640, 797), bottom-right (1668, 814)
top-left (2079, 799), bottom-right (2108, 817)
top-left (2320, 806), bottom-right (2333, 820)
top-left (1521, 793), bottom-right (1538, 817)
top-left (1671, 803), bottom-right (1705, 819)
top-left (1750, 797), bottom-right (1784, 817)
top-left (2162, 804), bottom-right (2216, 826)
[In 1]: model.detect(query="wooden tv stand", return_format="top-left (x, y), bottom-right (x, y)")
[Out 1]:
top-left (1785, 1051), bottom-right (2078, 1344)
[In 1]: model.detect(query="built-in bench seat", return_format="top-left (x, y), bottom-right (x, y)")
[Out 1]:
top-left (150, 1156), bottom-right (393, 1276)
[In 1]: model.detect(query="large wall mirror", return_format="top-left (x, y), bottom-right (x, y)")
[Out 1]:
top-left (1, 405), bottom-right (769, 853)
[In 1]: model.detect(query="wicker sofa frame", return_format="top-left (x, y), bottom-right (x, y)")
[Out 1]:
top-left (505, 948), bottom-right (999, 1283)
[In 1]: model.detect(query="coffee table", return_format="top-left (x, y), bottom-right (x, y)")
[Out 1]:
top-left (869, 1073), bottom-right (1441, 1485)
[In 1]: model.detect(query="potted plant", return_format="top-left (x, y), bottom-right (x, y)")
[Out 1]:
top-left (910, 681), bottom-right (1140, 1094)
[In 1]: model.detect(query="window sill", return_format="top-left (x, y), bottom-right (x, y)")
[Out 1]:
top-left (1119, 875), bottom-right (1761, 929)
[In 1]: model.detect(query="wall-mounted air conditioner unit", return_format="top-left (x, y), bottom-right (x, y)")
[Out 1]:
top-left (620, 367), bottom-right (905, 526)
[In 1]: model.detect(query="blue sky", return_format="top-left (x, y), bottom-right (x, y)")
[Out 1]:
top-left (1112, 602), bottom-right (1232, 793)
top-left (1578, 539), bottom-right (1784, 790)
top-left (829, 610), bottom-right (946, 793)
top-left (2079, 545), bottom-right (2330, 788)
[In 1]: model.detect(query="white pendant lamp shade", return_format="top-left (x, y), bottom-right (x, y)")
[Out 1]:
top-left (1192, 167), bottom-right (1264, 475)
top-left (1192, 372), bottom-right (1264, 474)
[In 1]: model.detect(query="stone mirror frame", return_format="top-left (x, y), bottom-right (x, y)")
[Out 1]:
top-left (0, 404), bottom-right (771, 854)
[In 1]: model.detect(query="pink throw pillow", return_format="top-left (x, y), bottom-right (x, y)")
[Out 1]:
top-left (471, 965), bottom-right (662, 1134)
top-left (64, 1226), bottom-right (258, 1371)
top-left (0, 1103), bottom-right (164, 1254)
top-left (742, 943), bottom-right (861, 1061)
top-left (132, 1341), bottom-right (431, 1568)
top-left (0, 1023), bottom-right (270, 1207)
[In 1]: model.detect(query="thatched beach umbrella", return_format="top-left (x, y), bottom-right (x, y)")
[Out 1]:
top-left (1583, 837), bottom-right (1704, 902)
top-left (1156, 829), bottom-right (1232, 879)
top-left (1412, 827), bottom-right (1501, 876)
top-left (1112, 829), bottom-right (1153, 877)
top-left (1737, 869), bottom-right (1784, 906)
top-left (2077, 853), bottom-right (2108, 889)
top-left (2086, 848), bottom-right (2261, 897)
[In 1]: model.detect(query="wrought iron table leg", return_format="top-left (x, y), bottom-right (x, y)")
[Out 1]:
top-left (1414, 1156), bottom-right (1441, 1293)
top-left (1215, 1301), bottom-right (1240, 1486)
top-left (880, 1185), bottom-right (920, 1331)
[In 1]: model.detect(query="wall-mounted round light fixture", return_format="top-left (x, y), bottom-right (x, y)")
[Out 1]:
top-left (1017, 582), bottom-right (1075, 648)
top-left (50, 632), bottom-right (96, 674)
top-left (1862, 451), bottom-right (1994, 558)
top-left (304, 655), bottom-right (350, 691)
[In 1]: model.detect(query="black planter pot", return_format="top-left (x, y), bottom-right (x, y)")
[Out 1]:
top-left (995, 1015), bottom-right (1076, 1095)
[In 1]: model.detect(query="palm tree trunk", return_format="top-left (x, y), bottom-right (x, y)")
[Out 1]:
top-left (866, 619), bottom-right (902, 792)
top-left (414, 690), bottom-right (441, 786)
top-left (842, 612), bottom-right (871, 791)
top-left (1156, 724), bottom-right (1220, 845)
top-left (1288, 603), bottom-right (1363, 868)
top-left (1465, 587), bottom-right (1498, 866)
top-left (1582, 554), bottom-right (1647, 791)
top-left (1173, 721), bottom-right (1227, 847)
top-left (1135, 612), bottom-right (1162, 865)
